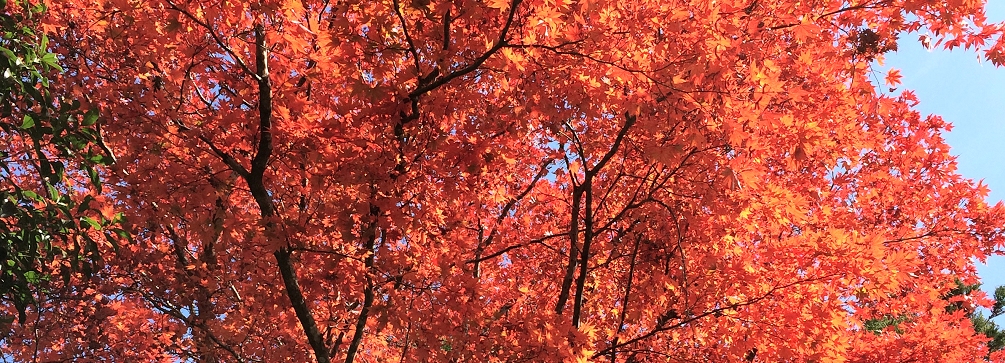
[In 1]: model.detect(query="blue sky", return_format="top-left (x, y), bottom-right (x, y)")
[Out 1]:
top-left (883, 2), bottom-right (1005, 295)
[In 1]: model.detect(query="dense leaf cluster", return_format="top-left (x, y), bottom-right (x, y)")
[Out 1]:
top-left (1, 0), bottom-right (1004, 361)
top-left (0, 0), bottom-right (113, 324)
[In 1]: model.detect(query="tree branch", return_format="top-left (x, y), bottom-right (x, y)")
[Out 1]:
top-left (572, 114), bottom-right (638, 327)
top-left (240, 24), bottom-right (328, 363)
top-left (473, 160), bottom-right (552, 277)
top-left (593, 274), bottom-right (839, 358)
top-left (344, 205), bottom-right (380, 363)
top-left (406, 0), bottom-right (522, 98)
top-left (164, 0), bottom-right (258, 79)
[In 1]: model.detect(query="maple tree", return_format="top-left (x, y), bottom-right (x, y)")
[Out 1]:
top-left (2, 0), bottom-right (1005, 361)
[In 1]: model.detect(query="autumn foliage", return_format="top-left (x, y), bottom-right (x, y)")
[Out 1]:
top-left (3, 0), bottom-right (1005, 361)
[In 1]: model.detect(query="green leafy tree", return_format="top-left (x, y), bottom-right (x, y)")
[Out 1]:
top-left (948, 283), bottom-right (1005, 354)
top-left (0, 0), bottom-right (115, 325)
top-left (866, 281), bottom-right (1005, 356)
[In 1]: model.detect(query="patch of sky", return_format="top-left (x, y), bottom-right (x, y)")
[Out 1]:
top-left (878, 1), bottom-right (1005, 321)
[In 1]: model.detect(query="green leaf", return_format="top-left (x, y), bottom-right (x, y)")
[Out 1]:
top-left (40, 52), bottom-right (60, 72)
top-left (86, 164), bottom-right (101, 192)
top-left (0, 46), bottom-right (16, 61)
top-left (19, 114), bottom-right (33, 129)
top-left (82, 108), bottom-right (99, 126)
top-left (77, 195), bottom-right (94, 214)
top-left (80, 216), bottom-right (101, 230)
top-left (113, 228), bottom-right (130, 241)
top-left (37, 155), bottom-right (52, 179)
top-left (20, 190), bottom-right (39, 201)
top-left (104, 232), bottom-right (120, 253)
top-left (23, 270), bottom-right (39, 283)
top-left (87, 154), bottom-right (111, 165)
top-left (24, 85), bottom-right (42, 103)
top-left (50, 160), bottom-right (64, 180)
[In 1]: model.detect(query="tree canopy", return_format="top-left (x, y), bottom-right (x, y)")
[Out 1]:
top-left (2, 0), bottom-right (1005, 361)
top-left (0, 0), bottom-right (114, 328)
